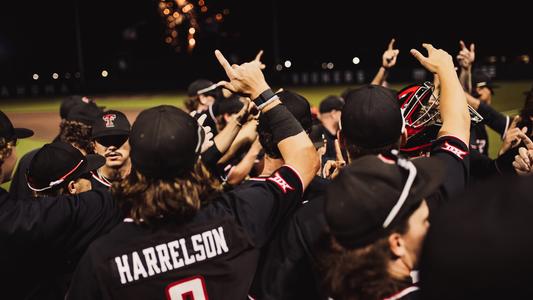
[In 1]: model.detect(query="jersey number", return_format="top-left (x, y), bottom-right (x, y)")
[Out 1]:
top-left (166, 276), bottom-right (209, 300)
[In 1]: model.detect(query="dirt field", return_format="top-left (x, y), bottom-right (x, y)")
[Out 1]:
top-left (5, 110), bottom-right (142, 141)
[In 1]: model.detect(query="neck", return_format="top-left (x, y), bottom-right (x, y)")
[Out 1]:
top-left (388, 258), bottom-right (412, 281)
top-left (260, 155), bottom-right (284, 176)
top-left (322, 119), bottom-right (338, 136)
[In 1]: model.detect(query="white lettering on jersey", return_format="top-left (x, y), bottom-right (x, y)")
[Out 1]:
top-left (132, 251), bottom-right (148, 280)
top-left (191, 234), bottom-right (206, 261)
top-left (167, 240), bottom-right (184, 269)
top-left (180, 238), bottom-right (196, 265)
top-left (212, 227), bottom-right (229, 254)
top-left (115, 255), bottom-right (133, 284)
top-left (441, 141), bottom-right (467, 160)
top-left (113, 226), bottom-right (230, 284)
top-left (155, 244), bottom-right (173, 273)
top-left (267, 172), bottom-right (294, 194)
top-left (143, 247), bottom-right (161, 276)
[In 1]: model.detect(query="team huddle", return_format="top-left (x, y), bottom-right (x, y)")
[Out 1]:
top-left (1, 40), bottom-right (533, 300)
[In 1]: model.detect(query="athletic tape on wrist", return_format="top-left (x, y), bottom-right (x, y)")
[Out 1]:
top-left (260, 104), bottom-right (304, 145)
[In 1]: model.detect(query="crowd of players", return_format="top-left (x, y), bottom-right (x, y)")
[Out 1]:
top-left (1, 40), bottom-right (533, 300)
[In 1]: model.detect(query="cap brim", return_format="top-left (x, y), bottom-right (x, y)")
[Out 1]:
top-left (85, 154), bottom-right (106, 172)
top-left (14, 128), bottom-right (34, 139)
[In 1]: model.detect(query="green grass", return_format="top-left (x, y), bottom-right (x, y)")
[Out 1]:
top-left (1, 80), bottom-right (530, 189)
top-left (1, 139), bottom-right (47, 190)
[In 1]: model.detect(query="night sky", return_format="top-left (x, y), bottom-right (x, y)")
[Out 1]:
top-left (0, 0), bottom-right (531, 91)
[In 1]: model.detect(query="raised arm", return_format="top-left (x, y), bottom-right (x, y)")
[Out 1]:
top-left (371, 38), bottom-right (400, 86)
top-left (214, 50), bottom-right (319, 189)
top-left (411, 44), bottom-right (470, 145)
top-left (457, 40), bottom-right (475, 93)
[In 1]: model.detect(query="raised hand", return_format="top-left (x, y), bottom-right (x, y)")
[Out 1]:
top-left (214, 50), bottom-right (270, 99)
top-left (512, 134), bottom-right (533, 175)
top-left (194, 113), bottom-right (215, 153)
top-left (499, 116), bottom-right (524, 155)
top-left (410, 43), bottom-right (455, 74)
top-left (457, 40), bottom-right (475, 69)
top-left (382, 38), bottom-right (400, 69)
top-left (254, 50), bottom-right (266, 70)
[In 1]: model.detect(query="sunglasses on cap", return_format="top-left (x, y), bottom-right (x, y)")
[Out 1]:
top-left (381, 150), bottom-right (417, 228)
top-left (95, 135), bottom-right (128, 148)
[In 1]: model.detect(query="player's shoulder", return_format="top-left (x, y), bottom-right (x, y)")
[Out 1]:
top-left (234, 165), bottom-right (304, 195)
top-left (431, 135), bottom-right (469, 161)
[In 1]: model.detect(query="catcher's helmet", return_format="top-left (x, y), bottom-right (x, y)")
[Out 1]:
top-left (397, 81), bottom-right (482, 156)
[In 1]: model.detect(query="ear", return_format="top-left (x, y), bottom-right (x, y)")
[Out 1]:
top-left (198, 94), bottom-right (209, 105)
top-left (67, 180), bottom-right (77, 195)
top-left (388, 233), bottom-right (406, 257)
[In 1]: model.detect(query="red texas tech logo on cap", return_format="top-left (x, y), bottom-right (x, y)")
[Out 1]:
top-left (102, 114), bottom-right (117, 128)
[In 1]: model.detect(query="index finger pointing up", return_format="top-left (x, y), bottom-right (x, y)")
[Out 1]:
top-left (388, 38), bottom-right (396, 50)
top-left (215, 50), bottom-right (238, 78)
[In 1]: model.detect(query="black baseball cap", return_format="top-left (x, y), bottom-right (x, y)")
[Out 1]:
top-left (325, 153), bottom-right (445, 249)
top-left (319, 95), bottom-right (345, 113)
top-left (129, 105), bottom-right (203, 179)
top-left (218, 94), bottom-right (244, 115)
top-left (277, 90), bottom-right (313, 133)
top-left (472, 70), bottom-right (498, 93)
top-left (59, 95), bottom-right (94, 120)
top-left (187, 79), bottom-right (221, 98)
top-left (92, 110), bottom-right (131, 139)
top-left (341, 85), bottom-right (403, 148)
top-left (66, 102), bottom-right (103, 126)
top-left (27, 141), bottom-right (105, 192)
top-left (0, 110), bottom-right (34, 142)
top-left (420, 176), bottom-right (533, 299)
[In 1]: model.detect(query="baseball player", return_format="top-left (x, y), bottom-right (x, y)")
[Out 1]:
top-left (66, 50), bottom-right (319, 299)
top-left (321, 153), bottom-right (445, 300)
top-left (91, 110), bottom-right (132, 190)
top-left (9, 100), bottom-right (102, 200)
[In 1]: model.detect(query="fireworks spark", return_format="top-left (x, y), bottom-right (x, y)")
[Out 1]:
top-left (158, 0), bottom-right (228, 53)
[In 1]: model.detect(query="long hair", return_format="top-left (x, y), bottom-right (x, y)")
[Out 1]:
top-left (112, 161), bottom-right (222, 224)
top-left (318, 215), bottom-right (411, 300)
top-left (59, 120), bottom-right (94, 154)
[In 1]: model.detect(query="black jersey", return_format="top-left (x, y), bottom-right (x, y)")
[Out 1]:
top-left (67, 165), bottom-right (303, 300)
top-left (0, 188), bottom-right (122, 299)
top-left (90, 170), bottom-right (112, 191)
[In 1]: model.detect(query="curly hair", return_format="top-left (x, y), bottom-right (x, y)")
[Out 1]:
top-left (0, 138), bottom-right (15, 167)
top-left (318, 212), bottom-right (411, 300)
top-left (59, 120), bottom-right (94, 154)
top-left (112, 161), bottom-right (222, 224)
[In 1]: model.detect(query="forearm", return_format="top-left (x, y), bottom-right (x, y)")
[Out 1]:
top-left (218, 121), bottom-right (257, 164)
top-left (465, 92), bottom-right (480, 110)
top-left (459, 67), bottom-right (472, 94)
top-left (370, 67), bottom-right (389, 86)
top-left (260, 100), bottom-right (319, 189)
top-left (226, 147), bottom-right (261, 185)
top-left (437, 67), bottom-right (471, 145)
top-left (213, 118), bottom-right (242, 154)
